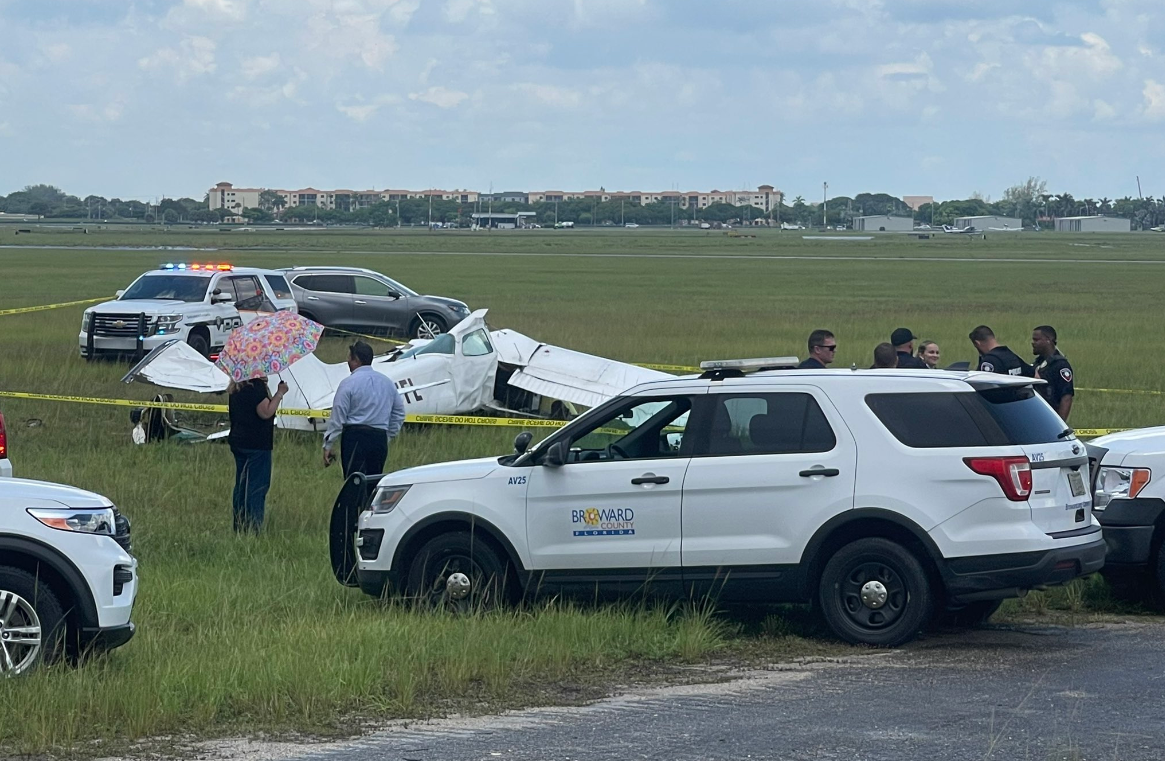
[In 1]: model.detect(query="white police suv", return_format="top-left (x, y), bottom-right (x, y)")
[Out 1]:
top-left (0, 476), bottom-right (137, 675)
top-left (339, 361), bottom-right (1104, 646)
top-left (79, 263), bottom-right (296, 359)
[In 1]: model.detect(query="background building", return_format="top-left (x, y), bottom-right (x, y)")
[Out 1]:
top-left (1055, 215), bottom-right (1132, 233)
top-left (953, 215), bottom-right (1023, 230)
top-left (852, 215), bottom-right (914, 232)
top-left (209, 182), bottom-right (262, 213)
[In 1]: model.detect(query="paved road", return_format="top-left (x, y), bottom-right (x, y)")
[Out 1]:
top-left (207, 620), bottom-right (1165, 761)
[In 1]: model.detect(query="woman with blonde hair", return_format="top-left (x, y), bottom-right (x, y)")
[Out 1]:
top-left (227, 375), bottom-right (287, 533)
top-left (916, 340), bottom-right (941, 369)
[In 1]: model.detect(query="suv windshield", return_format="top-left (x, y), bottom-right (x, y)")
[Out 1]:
top-left (120, 274), bottom-right (211, 303)
top-left (867, 386), bottom-right (1068, 448)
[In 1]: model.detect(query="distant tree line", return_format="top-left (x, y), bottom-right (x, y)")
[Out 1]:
top-left (4, 178), bottom-right (1164, 229)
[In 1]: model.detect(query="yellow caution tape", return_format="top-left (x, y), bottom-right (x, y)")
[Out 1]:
top-left (635, 362), bottom-right (701, 373)
top-left (0, 390), bottom-right (565, 429)
top-left (320, 325), bottom-right (408, 346)
top-left (0, 296), bottom-right (107, 317)
top-left (1073, 428), bottom-right (1129, 437)
top-left (1078, 387), bottom-right (1165, 397)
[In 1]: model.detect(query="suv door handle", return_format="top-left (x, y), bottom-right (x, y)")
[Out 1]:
top-left (306, 296), bottom-right (320, 301)
top-left (799, 467), bottom-right (840, 478)
top-left (631, 475), bottom-right (669, 485)
top-left (354, 300), bottom-right (367, 305)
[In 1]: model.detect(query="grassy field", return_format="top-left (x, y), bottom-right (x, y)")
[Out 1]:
top-left (1, 227), bottom-right (1164, 756)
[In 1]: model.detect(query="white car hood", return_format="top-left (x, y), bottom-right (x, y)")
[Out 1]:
top-left (1093, 426), bottom-right (1165, 464)
top-left (382, 456), bottom-right (500, 486)
top-left (92, 299), bottom-right (187, 314)
top-left (0, 477), bottom-right (113, 508)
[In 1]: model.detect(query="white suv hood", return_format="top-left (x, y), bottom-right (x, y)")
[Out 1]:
top-left (383, 456), bottom-right (499, 486)
top-left (0, 477), bottom-right (113, 508)
top-left (92, 299), bottom-right (187, 314)
top-left (1093, 426), bottom-right (1165, 464)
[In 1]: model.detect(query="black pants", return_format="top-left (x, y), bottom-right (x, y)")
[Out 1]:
top-left (340, 425), bottom-right (389, 478)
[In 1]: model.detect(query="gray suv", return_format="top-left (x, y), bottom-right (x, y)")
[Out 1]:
top-left (280, 266), bottom-right (471, 339)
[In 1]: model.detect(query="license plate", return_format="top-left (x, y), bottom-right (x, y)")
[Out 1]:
top-left (1067, 471), bottom-right (1086, 497)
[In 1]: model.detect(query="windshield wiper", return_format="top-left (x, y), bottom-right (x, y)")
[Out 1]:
top-left (1056, 428), bottom-right (1075, 439)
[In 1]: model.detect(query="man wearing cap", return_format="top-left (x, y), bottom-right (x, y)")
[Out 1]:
top-left (968, 325), bottom-right (1032, 377)
top-left (1031, 325), bottom-right (1075, 421)
top-left (891, 328), bottom-right (928, 369)
top-left (323, 341), bottom-right (406, 477)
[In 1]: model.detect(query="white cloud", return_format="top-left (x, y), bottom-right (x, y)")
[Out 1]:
top-left (138, 36), bottom-right (217, 80)
top-left (419, 58), bottom-right (438, 85)
top-left (408, 86), bottom-right (468, 108)
top-left (304, 12), bottom-right (397, 70)
top-left (1093, 99), bottom-right (1117, 120)
top-left (181, 0), bottom-right (248, 23)
top-left (1143, 79), bottom-right (1165, 120)
top-left (514, 82), bottom-right (581, 108)
top-left (336, 94), bottom-right (400, 122)
top-left (444, 0), bottom-right (495, 23)
top-left (228, 68), bottom-right (307, 107)
top-left (67, 98), bottom-right (126, 123)
top-left (241, 53), bottom-right (281, 80)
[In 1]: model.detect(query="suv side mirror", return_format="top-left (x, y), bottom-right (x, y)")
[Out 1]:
top-left (513, 431), bottom-right (532, 455)
top-left (542, 439), bottom-right (570, 468)
top-left (211, 291), bottom-right (234, 304)
top-left (115, 289), bottom-right (126, 298)
top-left (387, 289), bottom-right (402, 299)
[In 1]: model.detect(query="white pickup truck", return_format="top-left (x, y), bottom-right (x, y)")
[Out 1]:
top-left (79, 263), bottom-right (296, 359)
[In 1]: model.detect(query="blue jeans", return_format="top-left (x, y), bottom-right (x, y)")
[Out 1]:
top-left (232, 448), bottom-right (271, 533)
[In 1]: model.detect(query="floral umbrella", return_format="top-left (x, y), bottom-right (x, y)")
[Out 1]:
top-left (215, 311), bottom-right (324, 383)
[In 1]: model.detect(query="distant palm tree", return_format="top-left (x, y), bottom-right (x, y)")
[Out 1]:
top-left (1082, 198), bottom-right (1096, 216)
top-left (1098, 197), bottom-right (1112, 213)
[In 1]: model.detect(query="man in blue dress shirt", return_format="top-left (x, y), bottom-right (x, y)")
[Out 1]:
top-left (323, 341), bottom-right (405, 477)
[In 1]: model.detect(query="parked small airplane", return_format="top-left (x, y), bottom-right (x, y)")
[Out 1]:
top-left (942, 225), bottom-right (977, 234)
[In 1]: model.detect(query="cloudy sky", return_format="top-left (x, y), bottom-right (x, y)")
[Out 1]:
top-left (0, 0), bottom-right (1162, 202)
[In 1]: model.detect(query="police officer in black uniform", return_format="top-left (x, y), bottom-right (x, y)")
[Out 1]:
top-left (890, 327), bottom-right (928, 369)
top-left (1031, 325), bottom-right (1075, 421)
top-left (968, 325), bottom-right (1032, 376)
top-left (797, 329), bottom-right (836, 369)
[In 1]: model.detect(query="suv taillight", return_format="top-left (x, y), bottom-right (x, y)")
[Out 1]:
top-left (965, 456), bottom-right (1032, 501)
top-left (0, 412), bottom-right (7, 459)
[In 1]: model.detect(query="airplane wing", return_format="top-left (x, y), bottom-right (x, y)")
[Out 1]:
top-left (122, 340), bottom-right (230, 393)
top-left (490, 330), bottom-right (672, 409)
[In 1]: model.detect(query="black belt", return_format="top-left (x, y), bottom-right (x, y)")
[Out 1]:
top-left (342, 424), bottom-right (387, 434)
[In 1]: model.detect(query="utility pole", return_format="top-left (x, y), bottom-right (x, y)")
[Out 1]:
top-left (621, 200), bottom-right (625, 226)
top-left (427, 189), bottom-right (434, 230)
top-left (396, 198), bottom-right (400, 228)
top-left (554, 200), bottom-right (559, 227)
top-left (823, 182), bottom-right (829, 227)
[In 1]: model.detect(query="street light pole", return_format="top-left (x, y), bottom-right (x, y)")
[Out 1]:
top-left (823, 182), bottom-right (828, 227)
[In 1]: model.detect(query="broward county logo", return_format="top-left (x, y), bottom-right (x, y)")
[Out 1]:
top-left (572, 507), bottom-right (635, 537)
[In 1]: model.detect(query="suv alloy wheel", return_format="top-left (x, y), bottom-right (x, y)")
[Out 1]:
top-left (404, 532), bottom-right (514, 611)
top-left (0, 567), bottom-right (66, 676)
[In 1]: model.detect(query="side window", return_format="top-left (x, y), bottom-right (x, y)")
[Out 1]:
top-left (700, 393), bottom-right (836, 456)
top-left (461, 328), bottom-right (493, 357)
top-left (227, 276), bottom-right (265, 311)
top-left (264, 274), bottom-right (293, 300)
top-left (398, 333), bottom-right (456, 358)
top-left (353, 276), bottom-right (393, 297)
top-left (566, 396), bottom-right (693, 463)
top-left (295, 275), bottom-right (354, 294)
top-left (865, 393), bottom-right (990, 448)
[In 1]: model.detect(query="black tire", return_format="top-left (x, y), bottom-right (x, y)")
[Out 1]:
top-left (818, 538), bottom-right (934, 647)
top-left (404, 532), bottom-right (515, 611)
top-left (187, 331), bottom-right (210, 358)
top-left (936, 599), bottom-right (1003, 629)
top-left (409, 313), bottom-right (447, 340)
top-left (0, 566), bottom-right (67, 676)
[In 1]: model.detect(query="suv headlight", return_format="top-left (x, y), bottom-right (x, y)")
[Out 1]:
top-left (153, 314), bottom-right (183, 336)
top-left (27, 507), bottom-right (116, 535)
top-left (449, 303), bottom-right (470, 315)
top-left (82, 311), bottom-right (93, 332)
top-left (370, 485), bottom-right (411, 514)
top-left (1094, 466), bottom-right (1151, 510)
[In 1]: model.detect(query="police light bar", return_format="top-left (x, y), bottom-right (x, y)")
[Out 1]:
top-left (699, 357), bottom-right (800, 372)
top-left (161, 263), bottom-right (234, 271)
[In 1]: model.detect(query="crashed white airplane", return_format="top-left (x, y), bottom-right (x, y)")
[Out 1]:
top-left (121, 309), bottom-right (673, 432)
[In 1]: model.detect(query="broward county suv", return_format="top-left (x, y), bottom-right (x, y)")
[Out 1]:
top-left (281, 266), bottom-right (470, 339)
top-left (80, 263), bottom-right (296, 359)
top-left (0, 476), bottom-right (137, 675)
top-left (334, 361), bottom-right (1105, 647)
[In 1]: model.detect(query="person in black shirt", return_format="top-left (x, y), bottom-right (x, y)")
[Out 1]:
top-left (872, 342), bottom-right (898, 368)
top-left (968, 325), bottom-right (1032, 376)
top-left (1031, 325), bottom-right (1075, 421)
top-left (797, 329), bottom-right (836, 369)
top-left (227, 376), bottom-right (288, 533)
top-left (917, 340), bottom-right (941, 369)
top-left (890, 328), bottom-right (928, 369)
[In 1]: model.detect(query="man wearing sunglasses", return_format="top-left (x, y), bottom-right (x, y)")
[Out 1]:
top-left (797, 329), bottom-right (837, 369)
